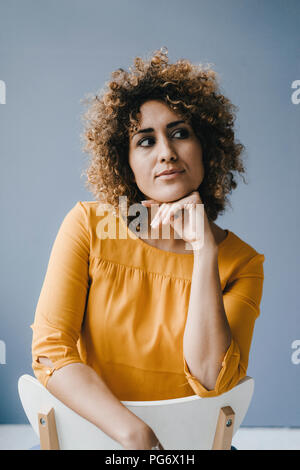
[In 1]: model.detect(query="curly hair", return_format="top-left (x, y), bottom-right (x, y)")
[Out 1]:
top-left (80, 46), bottom-right (247, 223)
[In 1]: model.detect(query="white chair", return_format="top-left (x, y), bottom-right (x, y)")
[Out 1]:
top-left (18, 374), bottom-right (254, 450)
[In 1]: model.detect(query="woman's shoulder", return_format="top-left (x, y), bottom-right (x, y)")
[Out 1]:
top-left (77, 200), bottom-right (101, 211)
top-left (74, 200), bottom-right (112, 221)
top-left (220, 226), bottom-right (265, 279)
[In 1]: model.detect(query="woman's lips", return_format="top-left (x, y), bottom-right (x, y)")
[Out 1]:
top-left (157, 170), bottom-right (185, 179)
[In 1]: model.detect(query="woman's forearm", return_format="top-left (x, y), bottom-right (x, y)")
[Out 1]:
top-left (43, 361), bottom-right (150, 448)
top-left (183, 248), bottom-right (232, 391)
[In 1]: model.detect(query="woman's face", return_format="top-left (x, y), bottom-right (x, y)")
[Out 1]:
top-left (128, 99), bottom-right (204, 204)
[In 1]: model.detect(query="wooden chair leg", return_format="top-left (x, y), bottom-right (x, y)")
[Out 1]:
top-left (212, 406), bottom-right (235, 450)
top-left (38, 408), bottom-right (60, 450)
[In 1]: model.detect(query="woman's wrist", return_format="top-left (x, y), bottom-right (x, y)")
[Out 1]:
top-left (117, 414), bottom-right (150, 448)
top-left (120, 420), bottom-right (161, 450)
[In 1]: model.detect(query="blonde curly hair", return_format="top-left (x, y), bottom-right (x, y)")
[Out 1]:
top-left (80, 46), bottom-right (247, 222)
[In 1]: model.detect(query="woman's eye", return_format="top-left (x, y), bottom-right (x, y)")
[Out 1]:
top-left (138, 129), bottom-right (189, 147)
top-left (138, 137), bottom-right (155, 147)
top-left (173, 129), bottom-right (189, 139)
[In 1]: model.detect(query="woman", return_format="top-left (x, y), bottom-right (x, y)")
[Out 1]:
top-left (31, 47), bottom-right (265, 450)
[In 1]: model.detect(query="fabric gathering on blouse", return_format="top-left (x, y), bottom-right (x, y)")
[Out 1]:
top-left (31, 201), bottom-right (265, 400)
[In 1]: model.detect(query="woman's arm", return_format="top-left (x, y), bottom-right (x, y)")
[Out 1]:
top-left (141, 193), bottom-right (264, 397)
top-left (183, 248), bottom-right (232, 391)
top-left (38, 358), bottom-right (163, 449)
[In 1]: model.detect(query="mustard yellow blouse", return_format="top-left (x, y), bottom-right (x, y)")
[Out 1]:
top-left (31, 201), bottom-right (265, 400)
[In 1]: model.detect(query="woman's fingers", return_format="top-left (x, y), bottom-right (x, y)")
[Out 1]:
top-left (151, 204), bottom-right (168, 227)
top-left (162, 203), bottom-right (181, 225)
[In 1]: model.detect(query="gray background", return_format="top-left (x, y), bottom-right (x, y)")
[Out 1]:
top-left (0, 0), bottom-right (299, 425)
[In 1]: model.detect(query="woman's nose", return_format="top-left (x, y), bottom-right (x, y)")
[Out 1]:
top-left (157, 138), bottom-right (177, 162)
top-left (159, 154), bottom-right (177, 163)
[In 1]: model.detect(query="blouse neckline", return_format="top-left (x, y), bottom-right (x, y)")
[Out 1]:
top-left (118, 212), bottom-right (231, 257)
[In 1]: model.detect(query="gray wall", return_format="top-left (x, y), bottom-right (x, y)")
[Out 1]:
top-left (0, 0), bottom-right (299, 425)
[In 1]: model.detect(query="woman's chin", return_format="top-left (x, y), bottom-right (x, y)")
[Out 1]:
top-left (155, 189), bottom-right (194, 203)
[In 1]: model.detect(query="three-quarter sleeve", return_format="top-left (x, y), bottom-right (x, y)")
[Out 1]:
top-left (183, 253), bottom-right (265, 398)
top-left (31, 202), bottom-right (90, 388)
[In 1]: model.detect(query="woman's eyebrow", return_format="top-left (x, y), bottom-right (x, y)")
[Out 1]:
top-left (133, 120), bottom-right (186, 137)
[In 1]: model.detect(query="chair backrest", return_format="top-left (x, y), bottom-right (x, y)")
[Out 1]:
top-left (18, 374), bottom-right (254, 450)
